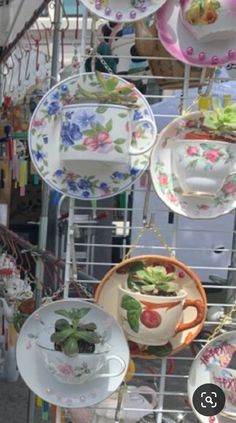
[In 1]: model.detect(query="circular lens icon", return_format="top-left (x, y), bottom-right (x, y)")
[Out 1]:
top-left (192, 383), bottom-right (226, 417)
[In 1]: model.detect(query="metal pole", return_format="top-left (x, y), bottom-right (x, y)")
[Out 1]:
top-left (27, 2), bottom-right (62, 422)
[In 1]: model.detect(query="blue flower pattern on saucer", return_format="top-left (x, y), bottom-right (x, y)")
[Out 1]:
top-left (29, 73), bottom-right (154, 200)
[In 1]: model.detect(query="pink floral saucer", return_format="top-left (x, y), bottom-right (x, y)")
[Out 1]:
top-left (156, 0), bottom-right (236, 67)
top-left (150, 112), bottom-right (236, 219)
top-left (80, 0), bottom-right (166, 23)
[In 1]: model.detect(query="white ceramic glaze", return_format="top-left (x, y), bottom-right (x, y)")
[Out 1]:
top-left (150, 112), bottom-right (236, 219)
top-left (117, 286), bottom-right (203, 345)
top-left (172, 139), bottom-right (236, 196)
top-left (16, 299), bottom-right (130, 408)
top-left (188, 331), bottom-right (236, 423)
top-left (36, 335), bottom-right (125, 385)
top-left (28, 72), bottom-right (156, 200)
top-left (60, 103), bottom-right (156, 169)
top-left (207, 363), bottom-right (236, 417)
top-left (180, 0), bottom-right (236, 43)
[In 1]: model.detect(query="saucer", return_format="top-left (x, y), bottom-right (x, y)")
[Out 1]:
top-left (150, 112), bottom-right (236, 219)
top-left (95, 255), bottom-right (206, 359)
top-left (80, 0), bottom-right (166, 23)
top-left (188, 331), bottom-right (236, 423)
top-left (156, 0), bottom-right (236, 67)
top-left (28, 72), bottom-right (156, 200)
top-left (16, 299), bottom-right (129, 408)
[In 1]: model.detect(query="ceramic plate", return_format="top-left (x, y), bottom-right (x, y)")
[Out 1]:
top-left (156, 0), bottom-right (236, 67)
top-left (150, 112), bottom-right (236, 219)
top-left (80, 0), bottom-right (166, 23)
top-left (95, 255), bottom-right (206, 359)
top-left (28, 72), bottom-right (156, 200)
top-left (16, 299), bottom-right (129, 408)
top-left (188, 331), bottom-right (236, 423)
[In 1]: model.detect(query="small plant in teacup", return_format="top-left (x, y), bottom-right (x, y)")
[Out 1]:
top-left (118, 261), bottom-right (203, 346)
top-left (36, 307), bottom-right (126, 384)
top-left (59, 72), bottom-right (157, 171)
top-left (172, 100), bottom-right (236, 198)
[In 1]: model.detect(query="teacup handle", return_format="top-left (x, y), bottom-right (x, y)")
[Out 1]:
top-left (97, 355), bottom-right (126, 378)
top-left (129, 118), bottom-right (157, 155)
top-left (136, 386), bottom-right (157, 408)
top-left (175, 299), bottom-right (205, 334)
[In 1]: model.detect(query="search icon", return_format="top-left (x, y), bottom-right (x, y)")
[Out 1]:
top-left (205, 396), bottom-right (214, 405)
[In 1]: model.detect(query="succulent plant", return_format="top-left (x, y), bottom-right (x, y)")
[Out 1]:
top-left (185, 98), bottom-right (236, 142)
top-left (73, 72), bottom-right (139, 108)
top-left (202, 98), bottom-right (236, 141)
top-left (50, 308), bottom-right (102, 357)
top-left (127, 262), bottom-right (178, 296)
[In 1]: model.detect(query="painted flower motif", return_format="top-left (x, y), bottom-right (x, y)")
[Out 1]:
top-left (32, 118), bottom-right (45, 128)
top-left (167, 193), bottom-right (178, 204)
top-left (34, 150), bottom-right (47, 162)
top-left (82, 191), bottom-right (91, 198)
top-left (187, 146), bottom-right (199, 156)
top-left (61, 121), bottom-right (82, 146)
top-left (198, 204), bottom-right (209, 210)
top-left (67, 180), bottom-right (78, 192)
top-left (133, 110), bottom-right (143, 121)
top-left (159, 175), bottom-right (169, 186)
top-left (52, 91), bottom-right (60, 100)
top-left (58, 364), bottom-right (75, 377)
top-left (76, 111), bottom-right (96, 129)
top-left (130, 167), bottom-right (139, 176)
top-left (83, 132), bottom-right (113, 153)
top-left (204, 149), bottom-right (220, 163)
top-left (54, 169), bottom-right (64, 178)
top-left (48, 100), bottom-right (60, 116)
top-left (60, 84), bottom-right (69, 93)
top-left (77, 178), bottom-right (93, 190)
top-left (112, 171), bottom-right (126, 180)
top-left (222, 181), bottom-right (236, 195)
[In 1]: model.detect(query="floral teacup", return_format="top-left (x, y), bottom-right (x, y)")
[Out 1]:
top-left (36, 332), bottom-right (125, 385)
top-left (208, 363), bottom-right (236, 418)
top-left (59, 103), bottom-right (157, 170)
top-left (172, 140), bottom-right (236, 197)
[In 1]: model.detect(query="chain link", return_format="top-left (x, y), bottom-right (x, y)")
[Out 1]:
top-left (207, 303), bottom-right (236, 344)
top-left (122, 224), bottom-right (175, 262)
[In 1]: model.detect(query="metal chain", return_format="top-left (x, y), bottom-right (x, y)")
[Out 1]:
top-left (207, 303), bottom-right (236, 344)
top-left (122, 224), bottom-right (175, 262)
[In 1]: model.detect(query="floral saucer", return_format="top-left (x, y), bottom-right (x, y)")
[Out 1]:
top-left (16, 299), bottom-right (129, 408)
top-left (80, 0), bottom-right (166, 23)
top-left (95, 255), bottom-right (206, 359)
top-left (188, 331), bottom-right (236, 423)
top-left (156, 0), bottom-right (236, 67)
top-left (28, 72), bottom-right (156, 200)
top-left (150, 112), bottom-right (236, 219)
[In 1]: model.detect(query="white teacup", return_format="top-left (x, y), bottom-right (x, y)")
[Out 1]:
top-left (180, 0), bottom-right (236, 43)
top-left (36, 332), bottom-right (125, 385)
top-left (117, 286), bottom-right (204, 346)
top-left (172, 140), bottom-right (236, 197)
top-left (59, 103), bottom-right (157, 170)
top-left (208, 363), bottom-right (236, 418)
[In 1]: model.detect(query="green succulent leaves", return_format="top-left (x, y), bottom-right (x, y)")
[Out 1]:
top-left (50, 307), bottom-right (102, 357)
top-left (127, 262), bottom-right (178, 295)
top-left (203, 98), bottom-right (236, 140)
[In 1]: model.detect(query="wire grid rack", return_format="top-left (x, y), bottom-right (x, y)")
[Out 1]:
top-left (2, 1), bottom-right (236, 422)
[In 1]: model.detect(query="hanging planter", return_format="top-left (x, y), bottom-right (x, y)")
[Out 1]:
top-left (35, 305), bottom-right (126, 385)
top-left (117, 258), bottom-right (205, 346)
top-left (171, 101), bottom-right (236, 198)
top-left (96, 255), bottom-right (207, 357)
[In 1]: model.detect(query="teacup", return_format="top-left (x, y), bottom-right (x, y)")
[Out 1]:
top-left (208, 363), bottom-right (236, 418)
top-left (117, 286), bottom-right (204, 346)
top-left (180, 0), bottom-right (236, 43)
top-left (59, 103), bottom-right (157, 170)
top-left (172, 140), bottom-right (236, 197)
top-left (36, 332), bottom-right (125, 384)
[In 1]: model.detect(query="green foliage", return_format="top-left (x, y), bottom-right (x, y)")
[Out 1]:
top-left (203, 98), bottom-right (236, 141)
top-left (50, 308), bottom-right (102, 357)
top-left (128, 264), bottom-right (178, 295)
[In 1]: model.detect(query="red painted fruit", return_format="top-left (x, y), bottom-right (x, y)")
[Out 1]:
top-left (140, 310), bottom-right (162, 328)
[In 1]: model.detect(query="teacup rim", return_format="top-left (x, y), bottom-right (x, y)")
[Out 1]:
top-left (118, 285), bottom-right (187, 300)
top-left (35, 340), bottom-right (111, 356)
top-left (62, 103), bottom-right (130, 111)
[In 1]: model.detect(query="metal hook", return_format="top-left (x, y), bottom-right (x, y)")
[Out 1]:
top-left (22, 30), bottom-right (32, 53)
top-left (14, 45), bottom-right (23, 87)
top-left (41, 23), bottom-right (51, 64)
top-left (24, 49), bottom-right (31, 80)
top-left (31, 19), bottom-right (42, 43)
